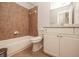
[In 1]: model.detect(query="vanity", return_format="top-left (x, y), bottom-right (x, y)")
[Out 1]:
top-left (43, 26), bottom-right (79, 57)
top-left (43, 2), bottom-right (79, 57)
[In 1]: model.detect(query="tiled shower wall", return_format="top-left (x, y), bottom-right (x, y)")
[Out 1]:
top-left (29, 6), bottom-right (38, 36)
top-left (0, 2), bottom-right (29, 40)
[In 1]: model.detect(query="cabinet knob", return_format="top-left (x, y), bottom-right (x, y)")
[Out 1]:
top-left (57, 35), bottom-right (59, 37)
top-left (60, 36), bottom-right (62, 37)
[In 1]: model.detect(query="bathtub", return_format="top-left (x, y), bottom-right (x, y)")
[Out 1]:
top-left (0, 36), bottom-right (33, 57)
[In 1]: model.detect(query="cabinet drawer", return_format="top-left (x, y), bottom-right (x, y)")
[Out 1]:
top-left (61, 28), bottom-right (73, 34)
top-left (44, 28), bottom-right (73, 35)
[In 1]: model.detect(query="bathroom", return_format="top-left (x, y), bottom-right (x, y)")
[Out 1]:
top-left (0, 1), bottom-right (79, 57)
top-left (0, 2), bottom-right (49, 57)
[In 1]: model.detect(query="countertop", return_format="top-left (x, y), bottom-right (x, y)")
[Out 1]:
top-left (43, 24), bottom-right (79, 28)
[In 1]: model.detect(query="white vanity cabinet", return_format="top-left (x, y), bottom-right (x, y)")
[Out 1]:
top-left (43, 27), bottom-right (79, 57)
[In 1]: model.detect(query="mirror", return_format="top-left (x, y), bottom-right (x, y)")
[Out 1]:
top-left (50, 2), bottom-right (73, 26)
top-left (57, 11), bottom-right (69, 25)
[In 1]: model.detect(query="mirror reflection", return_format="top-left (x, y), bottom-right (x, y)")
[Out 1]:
top-left (50, 2), bottom-right (73, 26)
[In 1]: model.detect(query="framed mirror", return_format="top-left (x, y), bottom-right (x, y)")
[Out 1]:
top-left (50, 2), bottom-right (73, 26)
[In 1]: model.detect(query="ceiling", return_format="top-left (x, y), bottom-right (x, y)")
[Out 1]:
top-left (50, 2), bottom-right (71, 9)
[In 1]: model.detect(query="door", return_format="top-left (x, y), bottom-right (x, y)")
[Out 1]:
top-left (60, 36), bottom-right (79, 57)
top-left (44, 34), bottom-right (60, 56)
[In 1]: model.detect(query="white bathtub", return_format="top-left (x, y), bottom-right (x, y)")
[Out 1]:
top-left (0, 36), bottom-right (33, 56)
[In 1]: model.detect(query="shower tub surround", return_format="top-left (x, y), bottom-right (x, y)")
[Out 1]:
top-left (0, 2), bottom-right (38, 41)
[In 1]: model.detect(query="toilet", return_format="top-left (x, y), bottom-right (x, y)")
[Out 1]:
top-left (30, 36), bottom-right (42, 52)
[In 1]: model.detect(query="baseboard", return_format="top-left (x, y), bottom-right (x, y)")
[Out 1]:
top-left (8, 43), bottom-right (32, 57)
top-left (43, 49), bottom-right (57, 57)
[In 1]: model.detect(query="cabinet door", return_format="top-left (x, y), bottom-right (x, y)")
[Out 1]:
top-left (44, 34), bottom-right (59, 56)
top-left (60, 37), bottom-right (79, 57)
top-left (74, 28), bottom-right (79, 35)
